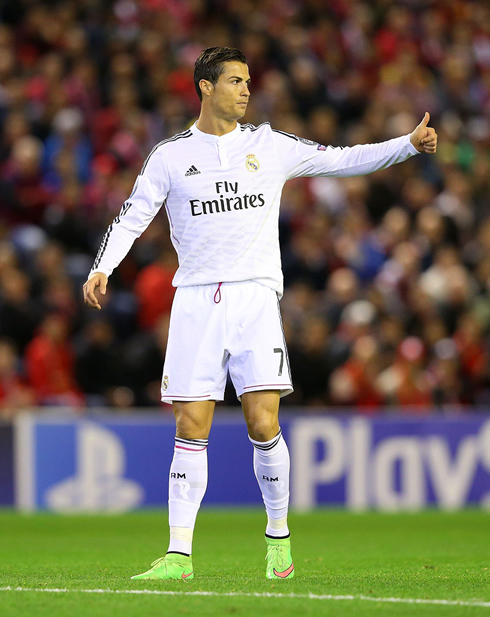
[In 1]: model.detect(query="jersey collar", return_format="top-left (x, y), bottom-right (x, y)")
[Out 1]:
top-left (191, 121), bottom-right (242, 144)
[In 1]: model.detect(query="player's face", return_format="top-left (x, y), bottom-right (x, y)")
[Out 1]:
top-left (208, 61), bottom-right (251, 121)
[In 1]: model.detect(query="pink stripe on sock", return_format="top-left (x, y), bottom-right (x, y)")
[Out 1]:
top-left (175, 445), bottom-right (207, 452)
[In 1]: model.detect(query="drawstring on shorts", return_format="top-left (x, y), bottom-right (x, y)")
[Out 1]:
top-left (214, 282), bottom-right (222, 304)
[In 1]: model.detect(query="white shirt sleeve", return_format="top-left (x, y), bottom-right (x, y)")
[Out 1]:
top-left (89, 146), bottom-right (169, 278)
top-left (271, 130), bottom-right (419, 181)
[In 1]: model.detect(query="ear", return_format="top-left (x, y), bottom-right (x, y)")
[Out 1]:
top-left (200, 79), bottom-right (213, 98)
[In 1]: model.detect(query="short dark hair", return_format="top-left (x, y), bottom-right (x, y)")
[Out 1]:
top-left (194, 47), bottom-right (248, 101)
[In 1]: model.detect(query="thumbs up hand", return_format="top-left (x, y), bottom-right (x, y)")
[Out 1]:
top-left (410, 112), bottom-right (437, 154)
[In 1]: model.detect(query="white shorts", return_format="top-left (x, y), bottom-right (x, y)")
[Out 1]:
top-left (161, 281), bottom-right (293, 402)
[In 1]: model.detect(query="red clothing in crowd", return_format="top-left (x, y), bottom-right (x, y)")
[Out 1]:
top-left (0, 375), bottom-right (33, 413)
top-left (24, 318), bottom-right (84, 406)
top-left (135, 261), bottom-right (176, 330)
top-left (341, 358), bottom-right (383, 410)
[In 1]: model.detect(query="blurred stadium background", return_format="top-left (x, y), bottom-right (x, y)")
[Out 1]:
top-left (0, 0), bottom-right (490, 514)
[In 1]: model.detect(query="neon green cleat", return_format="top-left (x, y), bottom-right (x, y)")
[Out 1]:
top-left (131, 553), bottom-right (194, 580)
top-left (265, 536), bottom-right (294, 579)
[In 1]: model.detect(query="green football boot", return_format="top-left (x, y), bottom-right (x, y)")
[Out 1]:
top-left (265, 536), bottom-right (294, 579)
top-left (131, 553), bottom-right (194, 580)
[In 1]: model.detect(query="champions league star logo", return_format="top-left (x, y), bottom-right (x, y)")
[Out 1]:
top-left (245, 153), bottom-right (260, 172)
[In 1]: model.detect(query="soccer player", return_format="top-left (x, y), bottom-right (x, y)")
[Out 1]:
top-left (83, 47), bottom-right (437, 580)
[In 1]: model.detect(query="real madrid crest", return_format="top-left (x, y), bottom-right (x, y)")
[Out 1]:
top-left (162, 375), bottom-right (169, 391)
top-left (245, 153), bottom-right (260, 172)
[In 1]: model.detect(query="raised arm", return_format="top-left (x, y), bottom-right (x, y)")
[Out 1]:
top-left (272, 113), bottom-right (437, 180)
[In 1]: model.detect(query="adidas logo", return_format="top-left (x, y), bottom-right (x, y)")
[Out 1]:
top-left (185, 165), bottom-right (201, 176)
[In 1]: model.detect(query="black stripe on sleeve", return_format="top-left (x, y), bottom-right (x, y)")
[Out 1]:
top-left (140, 130), bottom-right (192, 175)
top-left (92, 130), bottom-right (192, 272)
top-left (92, 199), bottom-right (135, 269)
top-left (93, 223), bottom-right (113, 270)
top-left (240, 121), bottom-right (271, 132)
top-left (271, 128), bottom-right (299, 142)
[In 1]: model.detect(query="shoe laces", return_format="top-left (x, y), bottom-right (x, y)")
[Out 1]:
top-left (150, 556), bottom-right (167, 568)
top-left (266, 543), bottom-right (288, 566)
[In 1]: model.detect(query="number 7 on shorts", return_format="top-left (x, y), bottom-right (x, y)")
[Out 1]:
top-left (273, 348), bottom-right (284, 376)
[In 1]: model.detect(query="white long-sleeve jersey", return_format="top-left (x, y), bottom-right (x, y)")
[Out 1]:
top-left (90, 121), bottom-right (419, 295)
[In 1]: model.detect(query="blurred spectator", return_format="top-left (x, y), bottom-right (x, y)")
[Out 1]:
top-left (328, 299), bottom-right (377, 371)
top-left (134, 248), bottom-right (177, 330)
top-left (30, 240), bottom-right (67, 296)
top-left (0, 338), bottom-right (34, 417)
top-left (0, 267), bottom-right (41, 352)
top-left (454, 313), bottom-right (488, 400)
top-left (427, 338), bottom-right (464, 408)
top-left (281, 280), bottom-right (318, 330)
top-left (123, 313), bottom-right (170, 407)
top-left (329, 335), bottom-right (383, 410)
top-left (321, 268), bottom-right (360, 330)
top-left (42, 107), bottom-right (92, 189)
top-left (376, 337), bottom-right (432, 409)
top-left (75, 318), bottom-right (126, 407)
top-left (24, 312), bottom-right (84, 407)
top-left (0, 135), bottom-right (52, 224)
top-left (288, 315), bottom-right (330, 406)
top-left (43, 177), bottom-right (92, 252)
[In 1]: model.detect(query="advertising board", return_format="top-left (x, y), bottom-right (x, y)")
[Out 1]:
top-left (14, 413), bottom-right (490, 512)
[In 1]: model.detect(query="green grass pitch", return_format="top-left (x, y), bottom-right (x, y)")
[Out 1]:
top-left (0, 509), bottom-right (489, 616)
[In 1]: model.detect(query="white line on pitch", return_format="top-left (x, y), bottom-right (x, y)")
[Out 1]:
top-left (0, 587), bottom-right (489, 608)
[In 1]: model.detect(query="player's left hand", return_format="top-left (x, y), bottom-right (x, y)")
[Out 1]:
top-left (410, 112), bottom-right (437, 154)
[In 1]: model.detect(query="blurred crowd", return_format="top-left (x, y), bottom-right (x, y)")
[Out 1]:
top-left (0, 0), bottom-right (490, 415)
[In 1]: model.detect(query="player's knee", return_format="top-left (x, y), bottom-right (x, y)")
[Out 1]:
top-left (173, 401), bottom-right (214, 439)
top-left (247, 414), bottom-right (279, 442)
top-left (175, 412), bottom-right (208, 439)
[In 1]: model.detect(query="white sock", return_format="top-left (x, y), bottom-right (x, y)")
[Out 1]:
top-left (249, 429), bottom-right (290, 538)
top-left (167, 437), bottom-right (208, 555)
